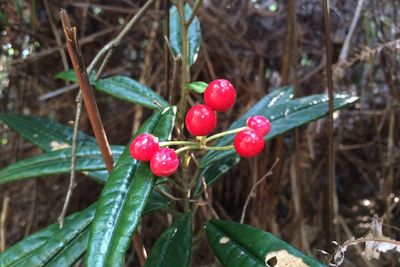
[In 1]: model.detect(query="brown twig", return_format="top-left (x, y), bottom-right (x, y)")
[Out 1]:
top-left (240, 159), bottom-right (279, 224)
top-left (43, 0), bottom-right (69, 72)
top-left (322, 0), bottom-right (336, 248)
top-left (57, 92), bottom-right (83, 228)
top-left (0, 196), bottom-right (10, 252)
top-left (60, 10), bottom-right (114, 172)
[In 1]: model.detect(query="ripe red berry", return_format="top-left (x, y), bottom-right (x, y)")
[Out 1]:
top-left (246, 116), bottom-right (271, 136)
top-left (129, 133), bottom-right (159, 161)
top-left (150, 148), bottom-right (180, 177)
top-left (204, 79), bottom-right (236, 112)
top-left (233, 129), bottom-right (264, 158)
top-left (185, 104), bottom-right (217, 136)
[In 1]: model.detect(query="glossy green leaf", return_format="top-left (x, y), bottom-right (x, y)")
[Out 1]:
top-left (0, 193), bottom-right (172, 267)
top-left (197, 94), bottom-right (358, 193)
top-left (86, 106), bottom-right (176, 267)
top-left (0, 205), bottom-right (96, 267)
top-left (55, 69), bottom-right (96, 84)
top-left (169, 4), bottom-right (202, 66)
top-left (0, 146), bottom-right (123, 184)
top-left (186, 81), bottom-right (208, 94)
top-left (144, 214), bottom-right (192, 267)
top-left (205, 220), bottom-right (325, 267)
top-left (0, 113), bottom-right (119, 183)
top-left (95, 76), bottom-right (168, 110)
top-left (0, 113), bottom-right (96, 152)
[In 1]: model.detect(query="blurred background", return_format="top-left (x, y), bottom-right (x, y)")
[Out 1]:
top-left (0, 0), bottom-right (399, 266)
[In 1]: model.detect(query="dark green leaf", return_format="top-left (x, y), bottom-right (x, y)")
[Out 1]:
top-left (55, 69), bottom-right (96, 84)
top-left (186, 81), bottom-right (208, 94)
top-left (0, 114), bottom-right (118, 183)
top-left (205, 220), bottom-right (325, 267)
top-left (0, 113), bottom-right (96, 152)
top-left (144, 214), bottom-right (192, 267)
top-left (44, 228), bottom-right (89, 267)
top-left (95, 76), bottom-right (168, 110)
top-left (197, 94), bottom-right (358, 193)
top-left (86, 106), bottom-right (176, 266)
top-left (169, 4), bottom-right (202, 66)
top-left (0, 205), bottom-right (96, 267)
top-left (0, 146), bottom-right (124, 184)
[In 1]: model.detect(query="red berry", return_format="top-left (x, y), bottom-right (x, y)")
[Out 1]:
top-left (233, 129), bottom-right (264, 158)
top-left (129, 133), bottom-right (159, 161)
top-left (185, 104), bottom-right (217, 136)
top-left (150, 148), bottom-right (180, 177)
top-left (204, 79), bottom-right (236, 112)
top-left (246, 116), bottom-right (271, 136)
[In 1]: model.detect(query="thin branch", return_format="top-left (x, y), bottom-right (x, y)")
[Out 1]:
top-left (0, 196), bottom-right (10, 252)
top-left (185, 0), bottom-right (203, 27)
top-left (60, 10), bottom-right (114, 172)
top-left (58, 92), bottom-right (82, 228)
top-left (43, 0), bottom-right (69, 72)
top-left (88, 0), bottom-right (155, 71)
top-left (338, 0), bottom-right (365, 62)
top-left (240, 159), bottom-right (279, 224)
top-left (322, 0), bottom-right (336, 247)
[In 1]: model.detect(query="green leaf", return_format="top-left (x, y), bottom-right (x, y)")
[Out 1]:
top-left (0, 194), bottom-right (171, 267)
top-left (95, 76), bottom-right (168, 110)
top-left (169, 4), bottom-right (202, 66)
top-left (197, 94), bottom-right (358, 193)
top-left (0, 205), bottom-right (96, 267)
top-left (0, 113), bottom-right (96, 152)
top-left (55, 69), bottom-right (96, 84)
top-left (205, 220), bottom-right (326, 267)
top-left (86, 106), bottom-right (176, 267)
top-left (144, 214), bottom-right (192, 267)
top-left (0, 113), bottom-right (112, 183)
top-left (0, 146), bottom-right (124, 184)
top-left (186, 81), bottom-right (208, 94)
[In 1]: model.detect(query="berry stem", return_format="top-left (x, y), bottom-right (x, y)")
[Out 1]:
top-left (204, 145), bottom-right (234, 151)
top-left (175, 145), bottom-right (201, 154)
top-left (159, 140), bottom-right (198, 147)
top-left (204, 126), bottom-right (248, 143)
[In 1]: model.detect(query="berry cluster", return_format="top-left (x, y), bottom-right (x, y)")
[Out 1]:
top-left (129, 79), bottom-right (271, 177)
top-left (129, 134), bottom-right (180, 177)
top-left (185, 79), bottom-right (236, 136)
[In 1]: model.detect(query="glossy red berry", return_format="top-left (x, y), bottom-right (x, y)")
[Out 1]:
top-left (129, 133), bottom-right (159, 161)
top-left (204, 79), bottom-right (236, 112)
top-left (246, 116), bottom-right (271, 136)
top-left (233, 129), bottom-right (264, 158)
top-left (185, 104), bottom-right (217, 136)
top-left (150, 148), bottom-right (180, 177)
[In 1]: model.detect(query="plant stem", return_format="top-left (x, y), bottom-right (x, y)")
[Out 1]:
top-left (204, 145), bottom-right (234, 151)
top-left (177, 0), bottom-right (190, 121)
top-left (176, 145), bottom-right (201, 154)
top-left (185, 0), bottom-right (203, 26)
top-left (159, 140), bottom-right (198, 146)
top-left (322, 0), bottom-right (336, 249)
top-left (204, 126), bottom-right (247, 143)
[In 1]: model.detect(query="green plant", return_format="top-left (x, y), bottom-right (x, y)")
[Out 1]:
top-left (0, 2), bottom-right (359, 267)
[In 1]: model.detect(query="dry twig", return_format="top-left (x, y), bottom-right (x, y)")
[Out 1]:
top-left (240, 159), bottom-right (279, 224)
